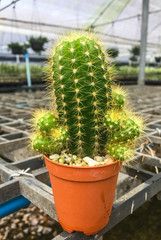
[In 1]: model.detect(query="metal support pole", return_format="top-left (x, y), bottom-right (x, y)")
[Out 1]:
top-left (25, 52), bottom-right (32, 91)
top-left (16, 54), bottom-right (20, 65)
top-left (138, 0), bottom-right (149, 85)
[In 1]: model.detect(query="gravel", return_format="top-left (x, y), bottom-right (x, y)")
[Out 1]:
top-left (0, 204), bottom-right (62, 240)
top-left (49, 152), bottom-right (114, 167)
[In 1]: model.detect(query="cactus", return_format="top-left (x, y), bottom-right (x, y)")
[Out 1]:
top-left (30, 109), bottom-right (68, 154)
top-left (105, 89), bottom-right (143, 161)
top-left (111, 86), bottom-right (127, 110)
top-left (104, 109), bottom-right (121, 130)
top-left (37, 112), bottom-right (57, 134)
top-left (32, 127), bottom-right (68, 154)
top-left (49, 32), bottom-right (112, 157)
top-left (106, 144), bottom-right (133, 161)
top-left (30, 32), bottom-right (144, 163)
top-left (108, 118), bottom-right (140, 144)
top-left (32, 134), bottom-right (58, 154)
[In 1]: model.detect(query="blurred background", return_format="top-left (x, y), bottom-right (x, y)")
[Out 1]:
top-left (0, 0), bottom-right (161, 90)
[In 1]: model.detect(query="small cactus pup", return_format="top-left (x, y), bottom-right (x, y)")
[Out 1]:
top-left (37, 112), bottom-right (57, 133)
top-left (48, 32), bottom-right (113, 157)
top-left (111, 86), bottom-right (127, 110)
top-left (106, 144), bottom-right (133, 161)
top-left (108, 117), bottom-right (141, 144)
top-left (106, 118), bottom-right (142, 161)
top-left (105, 86), bottom-right (144, 161)
top-left (30, 109), bottom-right (68, 155)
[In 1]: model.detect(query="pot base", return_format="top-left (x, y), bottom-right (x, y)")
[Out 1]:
top-left (61, 222), bottom-right (108, 235)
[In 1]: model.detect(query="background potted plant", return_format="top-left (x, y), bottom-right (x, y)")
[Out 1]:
top-left (30, 32), bottom-right (143, 235)
top-left (130, 45), bottom-right (140, 56)
top-left (107, 47), bottom-right (119, 58)
top-left (29, 36), bottom-right (48, 54)
top-left (8, 42), bottom-right (30, 55)
top-left (8, 42), bottom-right (24, 55)
top-left (155, 56), bottom-right (161, 63)
top-left (155, 56), bottom-right (161, 67)
top-left (129, 45), bottom-right (140, 66)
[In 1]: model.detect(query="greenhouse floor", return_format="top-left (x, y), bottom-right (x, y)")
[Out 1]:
top-left (0, 85), bottom-right (161, 240)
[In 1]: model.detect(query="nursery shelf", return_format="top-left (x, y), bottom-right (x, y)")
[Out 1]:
top-left (0, 87), bottom-right (161, 240)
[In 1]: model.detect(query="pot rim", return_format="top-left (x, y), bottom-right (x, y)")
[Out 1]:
top-left (43, 154), bottom-right (121, 169)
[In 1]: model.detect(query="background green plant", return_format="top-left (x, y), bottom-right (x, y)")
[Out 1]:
top-left (0, 64), bottom-right (44, 83)
top-left (1, 64), bottom-right (161, 83)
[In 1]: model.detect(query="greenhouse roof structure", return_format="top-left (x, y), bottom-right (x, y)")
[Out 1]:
top-left (0, 0), bottom-right (161, 53)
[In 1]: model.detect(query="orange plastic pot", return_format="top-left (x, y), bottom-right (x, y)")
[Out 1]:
top-left (44, 155), bottom-right (122, 235)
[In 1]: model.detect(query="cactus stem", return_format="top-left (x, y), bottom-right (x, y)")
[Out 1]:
top-left (46, 32), bottom-right (113, 157)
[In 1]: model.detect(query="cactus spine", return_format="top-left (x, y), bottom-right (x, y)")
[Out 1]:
top-left (51, 33), bottom-right (112, 157)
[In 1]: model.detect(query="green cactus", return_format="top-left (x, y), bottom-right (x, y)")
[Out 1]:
top-left (32, 134), bottom-right (58, 154)
top-left (37, 112), bottom-right (57, 134)
top-left (108, 118), bottom-right (140, 144)
top-left (105, 107), bottom-right (143, 161)
top-left (106, 144), bottom-right (133, 161)
top-left (104, 84), bottom-right (143, 161)
top-left (112, 92), bottom-right (124, 109)
top-left (50, 33), bottom-right (112, 157)
top-left (29, 32), bottom-right (144, 163)
top-left (111, 86), bottom-right (127, 110)
top-left (30, 109), bottom-right (68, 154)
top-left (32, 127), bottom-right (68, 154)
top-left (104, 112), bottom-right (120, 130)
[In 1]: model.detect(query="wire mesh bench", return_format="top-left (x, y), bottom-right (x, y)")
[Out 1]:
top-left (0, 88), bottom-right (161, 240)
